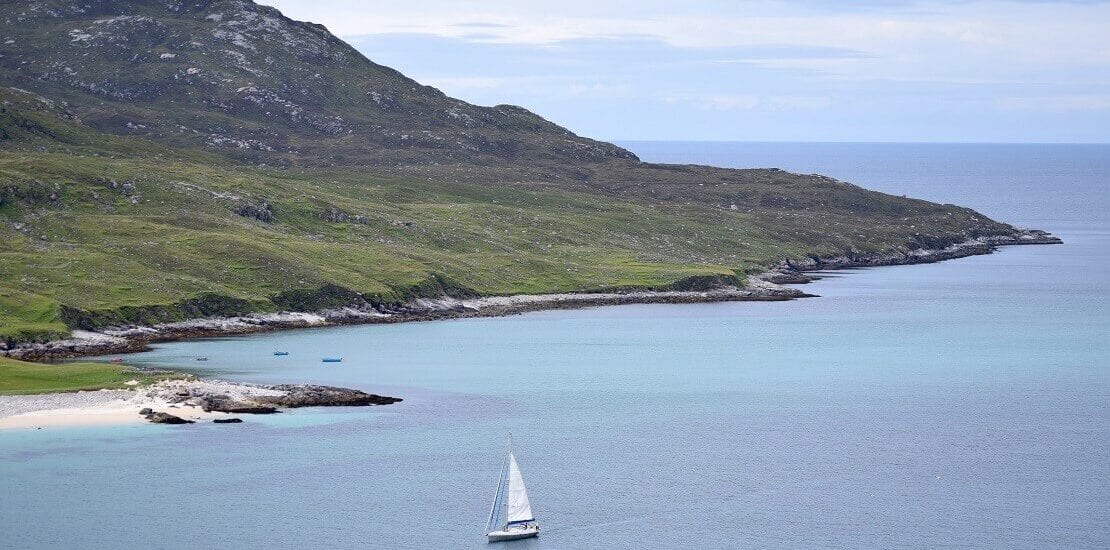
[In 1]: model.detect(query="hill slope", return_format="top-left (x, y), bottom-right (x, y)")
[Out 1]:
top-left (0, 0), bottom-right (633, 166)
top-left (0, 1), bottom-right (1055, 346)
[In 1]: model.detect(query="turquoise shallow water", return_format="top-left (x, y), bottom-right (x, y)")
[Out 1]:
top-left (2, 144), bottom-right (1107, 549)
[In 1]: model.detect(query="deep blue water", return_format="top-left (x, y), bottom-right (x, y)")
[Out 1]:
top-left (2, 143), bottom-right (1107, 549)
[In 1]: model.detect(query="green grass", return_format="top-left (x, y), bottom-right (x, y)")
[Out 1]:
top-left (0, 356), bottom-right (182, 395)
top-left (0, 290), bottom-right (67, 342)
top-left (0, 89), bottom-right (1019, 342)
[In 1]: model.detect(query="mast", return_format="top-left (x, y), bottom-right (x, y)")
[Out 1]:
top-left (486, 434), bottom-right (511, 533)
top-left (502, 433), bottom-right (512, 530)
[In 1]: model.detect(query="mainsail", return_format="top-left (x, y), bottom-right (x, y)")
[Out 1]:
top-left (487, 436), bottom-right (537, 535)
top-left (505, 453), bottom-right (534, 524)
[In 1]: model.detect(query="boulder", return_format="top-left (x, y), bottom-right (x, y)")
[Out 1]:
top-left (197, 397), bottom-right (279, 414)
top-left (145, 412), bottom-right (194, 424)
top-left (234, 201), bottom-right (274, 222)
top-left (213, 418), bottom-right (243, 424)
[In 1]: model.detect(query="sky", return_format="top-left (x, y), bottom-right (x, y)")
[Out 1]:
top-left (263, 1), bottom-right (1110, 143)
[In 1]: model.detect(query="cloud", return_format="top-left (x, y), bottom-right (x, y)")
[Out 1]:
top-left (678, 94), bottom-right (833, 111)
top-left (423, 76), bottom-right (516, 89)
top-left (454, 32), bottom-right (503, 42)
top-left (566, 82), bottom-right (633, 99)
top-left (697, 95), bottom-right (761, 111)
top-left (707, 45), bottom-right (874, 63)
top-left (451, 22), bottom-right (514, 29)
top-left (288, 1), bottom-right (1110, 92)
top-left (269, 1), bottom-right (1110, 141)
top-left (767, 96), bottom-right (834, 110)
top-left (996, 95), bottom-right (1110, 112)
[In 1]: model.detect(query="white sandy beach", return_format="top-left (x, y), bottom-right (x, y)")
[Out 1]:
top-left (0, 379), bottom-right (282, 430)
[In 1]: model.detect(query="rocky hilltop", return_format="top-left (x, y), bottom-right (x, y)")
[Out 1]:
top-left (0, 0), bottom-right (633, 166)
top-left (0, 0), bottom-right (1059, 347)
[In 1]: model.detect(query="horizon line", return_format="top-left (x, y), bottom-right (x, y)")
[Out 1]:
top-left (611, 139), bottom-right (1110, 145)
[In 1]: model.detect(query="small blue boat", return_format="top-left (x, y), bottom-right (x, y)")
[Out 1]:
top-left (321, 357), bottom-right (342, 363)
top-left (273, 351), bottom-right (290, 356)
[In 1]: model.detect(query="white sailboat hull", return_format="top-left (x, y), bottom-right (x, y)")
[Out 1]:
top-left (487, 525), bottom-right (539, 542)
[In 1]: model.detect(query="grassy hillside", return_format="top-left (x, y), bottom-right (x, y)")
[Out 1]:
top-left (0, 356), bottom-right (179, 395)
top-left (0, 1), bottom-right (1030, 346)
top-left (0, 88), bottom-right (1018, 342)
top-left (0, 0), bottom-right (633, 167)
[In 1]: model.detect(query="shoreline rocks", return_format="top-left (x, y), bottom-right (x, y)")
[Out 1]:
top-left (256, 385), bottom-right (402, 408)
top-left (0, 229), bottom-right (1061, 362)
top-left (148, 379), bottom-right (402, 421)
top-left (200, 401), bottom-right (279, 414)
top-left (144, 411), bottom-right (194, 424)
top-left (0, 378), bottom-right (401, 429)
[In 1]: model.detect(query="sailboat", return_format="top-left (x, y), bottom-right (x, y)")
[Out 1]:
top-left (485, 434), bottom-right (540, 542)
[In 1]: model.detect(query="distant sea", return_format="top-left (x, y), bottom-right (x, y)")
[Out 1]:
top-left (2, 143), bottom-right (1107, 549)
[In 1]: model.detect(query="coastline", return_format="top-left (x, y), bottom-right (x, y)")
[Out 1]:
top-left (1, 230), bottom-right (1060, 362)
top-left (0, 229), bottom-right (1060, 430)
top-left (0, 378), bottom-right (401, 430)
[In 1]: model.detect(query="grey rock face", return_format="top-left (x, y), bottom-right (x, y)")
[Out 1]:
top-left (257, 385), bottom-right (403, 408)
top-left (144, 411), bottom-right (194, 424)
top-left (197, 396), bottom-right (279, 414)
top-left (233, 201), bottom-right (274, 222)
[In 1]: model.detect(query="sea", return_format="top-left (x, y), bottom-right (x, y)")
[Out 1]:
top-left (2, 143), bottom-right (1107, 549)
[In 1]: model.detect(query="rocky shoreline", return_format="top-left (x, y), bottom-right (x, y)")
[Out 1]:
top-left (0, 378), bottom-right (402, 429)
top-left (1, 229), bottom-right (1059, 361)
top-left (761, 229), bottom-right (1062, 284)
top-left (3, 286), bottom-right (809, 361)
top-left (137, 379), bottom-right (402, 423)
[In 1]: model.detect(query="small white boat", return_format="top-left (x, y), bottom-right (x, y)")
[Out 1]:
top-left (485, 434), bottom-right (540, 542)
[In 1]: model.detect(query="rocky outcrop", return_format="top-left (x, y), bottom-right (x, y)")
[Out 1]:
top-left (0, 0), bottom-right (637, 166)
top-left (783, 229), bottom-right (1062, 272)
top-left (197, 399), bottom-right (278, 414)
top-left (233, 200), bottom-right (274, 222)
top-left (271, 284), bottom-right (374, 312)
top-left (754, 229), bottom-right (1062, 285)
top-left (256, 385), bottom-right (402, 408)
top-left (0, 379), bottom-right (400, 428)
top-left (59, 293), bottom-right (260, 331)
top-left (144, 411), bottom-right (193, 424)
top-left (655, 273), bottom-right (745, 292)
top-left (148, 379), bottom-right (401, 416)
top-left (760, 270), bottom-right (818, 285)
top-left (319, 207), bottom-right (370, 224)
